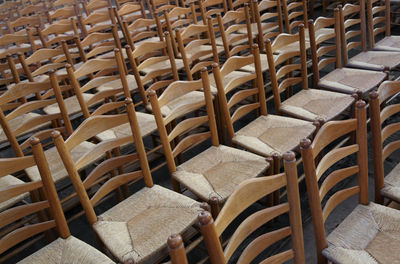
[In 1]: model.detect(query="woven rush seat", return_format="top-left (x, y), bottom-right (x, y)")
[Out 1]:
top-left (93, 184), bottom-right (202, 263)
top-left (173, 145), bottom-right (268, 203)
top-left (0, 113), bottom-right (49, 143)
top-left (96, 112), bottom-right (157, 141)
top-left (318, 68), bottom-right (387, 95)
top-left (323, 202), bottom-right (400, 264)
top-left (280, 89), bottom-right (355, 122)
top-left (25, 141), bottom-right (96, 183)
top-left (233, 114), bottom-right (315, 157)
top-left (43, 93), bottom-right (94, 115)
top-left (0, 175), bottom-right (29, 212)
top-left (146, 90), bottom-right (206, 117)
top-left (17, 236), bottom-right (114, 264)
top-left (380, 162), bottom-right (400, 203)
top-left (347, 51), bottom-right (400, 71)
top-left (374, 36), bottom-right (400, 52)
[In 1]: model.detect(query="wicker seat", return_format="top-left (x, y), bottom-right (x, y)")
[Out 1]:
top-left (347, 51), bottom-right (400, 71)
top-left (25, 141), bottom-right (96, 183)
top-left (94, 184), bottom-right (201, 263)
top-left (319, 68), bottom-right (387, 95)
top-left (233, 114), bottom-right (315, 157)
top-left (279, 89), bottom-right (355, 122)
top-left (174, 145), bottom-right (267, 203)
top-left (323, 203), bottom-right (400, 264)
top-left (0, 175), bottom-right (29, 212)
top-left (374, 36), bottom-right (400, 52)
top-left (18, 236), bottom-right (114, 264)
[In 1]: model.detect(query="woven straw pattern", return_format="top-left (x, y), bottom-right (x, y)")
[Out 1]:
top-left (381, 162), bottom-right (400, 203)
top-left (233, 114), bottom-right (315, 156)
top-left (146, 90), bottom-right (205, 117)
top-left (0, 112), bottom-right (47, 143)
top-left (375, 36), bottom-right (400, 52)
top-left (96, 112), bottom-right (157, 141)
top-left (0, 175), bottom-right (29, 212)
top-left (94, 185), bottom-right (201, 263)
top-left (18, 236), bottom-right (114, 264)
top-left (323, 202), bottom-right (400, 264)
top-left (26, 141), bottom-right (96, 183)
top-left (280, 89), bottom-right (354, 122)
top-left (319, 68), bottom-right (386, 94)
top-left (348, 51), bottom-right (400, 70)
top-left (174, 145), bottom-right (268, 202)
top-left (43, 93), bottom-right (94, 115)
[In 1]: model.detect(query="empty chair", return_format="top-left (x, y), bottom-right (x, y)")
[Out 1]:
top-left (266, 25), bottom-right (355, 122)
top-left (149, 67), bottom-right (269, 213)
top-left (367, 0), bottom-right (400, 52)
top-left (309, 9), bottom-right (387, 97)
top-left (302, 99), bottom-right (400, 264)
top-left (214, 44), bottom-right (315, 159)
top-left (199, 152), bottom-right (305, 263)
top-left (0, 139), bottom-right (113, 263)
top-left (53, 98), bottom-right (202, 264)
top-left (370, 81), bottom-right (400, 204)
top-left (338, 1), bottom-right (400, 73)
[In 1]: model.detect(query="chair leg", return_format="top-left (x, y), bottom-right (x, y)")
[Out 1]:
top-left (273, 154), bottom-right (281, 205)
top-left (209, 196), bottom-right (220, 219)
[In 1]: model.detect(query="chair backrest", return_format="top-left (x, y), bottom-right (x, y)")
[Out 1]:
top-left (0, 29), bottom-right (36, 59)
top-left (366, 0), bottom-right (390, 49)
top-left (199, 0), bottom-right (228, 22)
top-left (8, 15), bottom-right (42, 33)
top-left (38, 18), bottom-right (79, 47)
top-left (199, 152), bottom-right (305, 263)
top-left (125, 32), bottom-right (178, 106)
top-left (163, 4), bottom-right (198, 55)
top-left (213, 44), bottom-right (266, 143)
top-left (216, 5), bottom-right (253, 57)
top-left (83, 0), bottom-right (111, 15)
top-left (338, 1), bottom-right (367, 66)
top-left (369, 81), bottom-right (400, 204)
top-left (282, 0), bottom-right (308, 33)
top-left (74, 31), bottom-right (117, 61)
top-left (116, 1), bottom-right (146, 23)
top-left (52, 97), bottom-right (153, 226)
top-left (123, 16), bottom-right (163, 49)
top-left (300, 100), bottom-right (368, 263)
top-left (266, 25), bottom-right (308, 112)
top-left (48, 5), bottom-right (77, 23)
top-left (175, 20), bottom-right (218, 80)
top-left (252, 0), bottom-right (284, 52)
top-left (150, 0), bottom-right (178, 16)
top-left (308, 10), bottom-right (342, 89)
top-left (0, 139), bottom-right (70, 262)
top-left (149, 68), bottom-right (219, 176)
top-left (64, 49), bottom-right (122, 119)
top-left (0, 79), bottom-right (71, 157)
top-left (79, 8), bottom-right (113, 36)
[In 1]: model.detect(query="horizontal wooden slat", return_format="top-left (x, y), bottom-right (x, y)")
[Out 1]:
top-left (320, 166), bottom-right (358, 200)
top-left (322, 186), bottom-right (359, 222)
top-left (0, 181), bottom-right (42, 204)
top-left (0, 201), bottom-right (49, 229)
top-left (316, 145), bottom-right (358, 180)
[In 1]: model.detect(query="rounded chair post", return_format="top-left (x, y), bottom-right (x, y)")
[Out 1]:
top-left (198, 211), bottom-right (225, 264)
top-left (168, 234), bottom-right (188, 264)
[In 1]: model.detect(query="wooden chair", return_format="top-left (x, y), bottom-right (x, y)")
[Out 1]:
top-left (237, 0), bottom-right (284, 52)
top-left (7, 15), bottom-right (43, 33)
top-left (338, 1), bottom-right (400, 73)
top-left (73, 31), bottom-right (118, 62)
top-left (175, 21), bottom-right (223, 81)
top-left (82, 0), bottom-right (111, 16)
top-left (163, 4), bottom-right (198, 56)
top-left (0, 140), bottom-right (114, 263)
top-left (121, 16), bottom-right (164, 48)
top-left (367, 0), bottom-right (400, 52)
top-left (282, 0), bottom-right (307, 34)
top-left (309, 10), bottom-right (387, 98)
top-left (370, 81), bottom-right (400, 205)
top-left (149, 67), bottom-right (269, 213)
top-left (199, 152), bottom-right (305, 263)
top-left (199, 0), bottom-right (228, 23)
top-left (37, 18), bottom-right (79, 48)
top-left (53, 98), bottom-right (202, 264)
top-left (77, 8), bottom-right (113, 37)
top-left (125, 33), bottom-right (188, 114)
top-left (0, 29), bottom-right (37, 60)
top-left (150, 0), bottom-right (179, 16)
top-left (301, 99), bottom-right (400, 263)
top-left (266, 25), bottom-right (355, 122)
top-left (115, 1), bottom-right (147, 24)
top-left (214, 44), bottom-right (315, 161)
